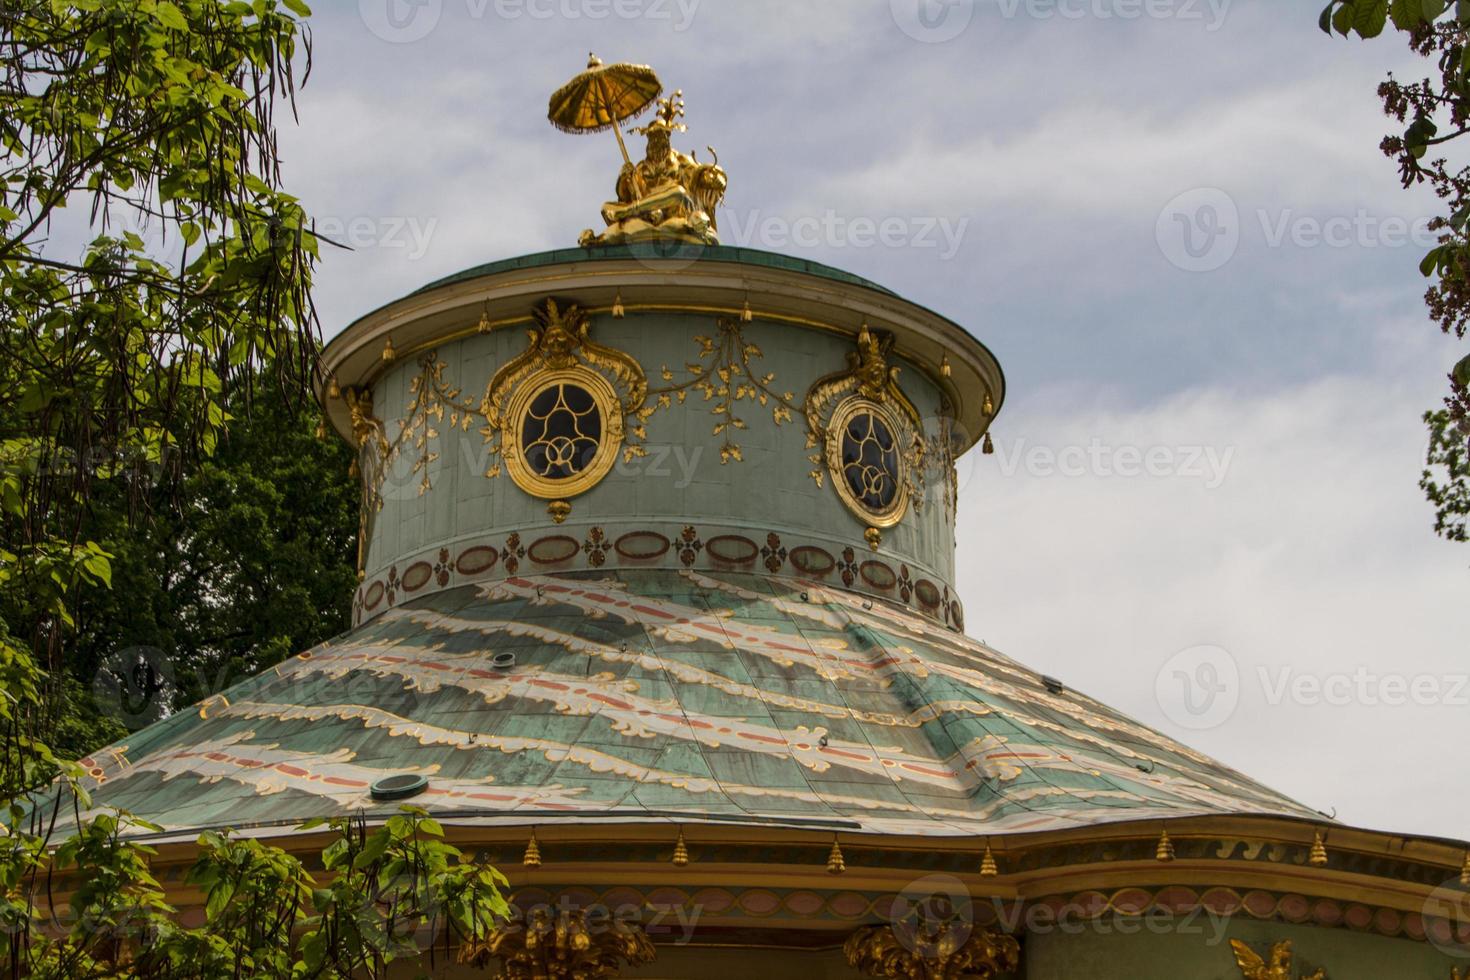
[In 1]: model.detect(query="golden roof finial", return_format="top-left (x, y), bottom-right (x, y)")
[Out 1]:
top-left (827, 837), bottom-right (846, 875)
top-left (1156, 827), bottom-right (1176, 862)
top-left (1308, 830), bottom-right (1328, 867)
top-left (979, 842), bottom-right (999, 877)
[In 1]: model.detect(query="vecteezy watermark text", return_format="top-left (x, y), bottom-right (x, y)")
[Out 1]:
top-left (890, 0), bottom-right (1230, 43)
top-left (1157, 187), bottom-right (1439, 272)
top-left (990, 437), bottom-right (1235, 488)
top-left (719, 209), bottom-right (970, 260)
top-left (1155, 645), bottom-right (1470, 730)
top-left (360, 0), bottom-right (699, 43)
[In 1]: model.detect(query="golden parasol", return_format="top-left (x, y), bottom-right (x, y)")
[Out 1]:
top-left (548, 53), bottom-right (662, 190)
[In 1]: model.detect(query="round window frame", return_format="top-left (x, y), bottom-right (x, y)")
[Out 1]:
top-left (503, 367), bottom-right (623, 500)
top-left (826, 396), bottom-right (910, 528)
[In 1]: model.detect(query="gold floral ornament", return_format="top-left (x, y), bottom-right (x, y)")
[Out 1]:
top-left (805, 325), bottom-right (927, 530)
top-left (844, 921), bottom-right (1019, 980)
top-left (482, 298), bottom-right (649, 505)
top-left (1230, 939), bottom-right (1327, 980)
top-left (647, 316), bottom-right (799, 464)
top-left (459, 907), bottom-right (656, 980)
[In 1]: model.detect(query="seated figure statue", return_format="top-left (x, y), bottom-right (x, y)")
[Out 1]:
top-left (580, 92), bottom-right (728, 248)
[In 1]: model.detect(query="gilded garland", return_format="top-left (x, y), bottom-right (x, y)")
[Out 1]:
top-left (354, 304), bottom-right (956, 544)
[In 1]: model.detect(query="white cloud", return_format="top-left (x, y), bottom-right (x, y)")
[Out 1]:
top-left (956, 362), bottom-right (1469, 839)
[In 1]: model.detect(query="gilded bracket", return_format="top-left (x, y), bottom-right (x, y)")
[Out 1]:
top-left (459, 907), bottom-right (657, 980)
top-left (1230, 938), bottom-right (1327, 979)
top-left (844, 921), bottom-right (1020, 980)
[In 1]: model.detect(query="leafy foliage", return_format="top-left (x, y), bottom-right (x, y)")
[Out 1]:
top-left (0, 3), bottom-right (511, 975)
top-left (1, 804), bottom-right (509, 978)
top-left (1320, 0), bottom-right (1470, 540)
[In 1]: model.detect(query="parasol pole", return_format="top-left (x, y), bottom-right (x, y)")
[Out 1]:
top-left (598, 76), bottom-right (645, 198)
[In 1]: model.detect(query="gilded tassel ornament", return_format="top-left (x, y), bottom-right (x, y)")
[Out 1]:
top-left (477, 307), bottom-right (491, 333)
top-left (1309, 830), bottom-right (1328, 867)
top-left (1461, 850), bottom-right (1469, 886)
top-left (940, 354), bottom-right (952, 378)
top-left (1156, 828), bottom-right (1175, 862)
top-left (522, 830), bottom-right (542, 869)
top-left (327, 376), bottom-right (341, 399)
top-left (827, 837), bottom-right (846, 875)
top-left (982, 432), bottom-right (994, 455)
top-left (315, 419), bottom-right (327, 440)
top-left (612, 291), bottom-right (625, 318)
top-left (381, 336), bottom-right (396, 362)
top-left (980, 842), bottom-right (999, 877)
top-left (672, 828), bottom-right (689, 867)
top-left (983, 393), bottom-right (994, 416)
top-left (741, 299), bottom-right (753, 322)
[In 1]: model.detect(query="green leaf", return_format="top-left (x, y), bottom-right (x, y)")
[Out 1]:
top-left (152, 1), bottom-right (189, 30)
top-left (1391, 0), bottom-right (1423, 26)
top-left (1355, 0), bottom-right (1390, 35)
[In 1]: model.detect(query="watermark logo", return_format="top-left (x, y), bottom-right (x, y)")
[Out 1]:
top-left (1157, 187), bottom-right (1240, 272)
top-left (886, 875), bottom-right (977, 958)
top-left (1159, 188), bottom-right (1440, 271)
top-left (891, 0), bottom-right (975, 43)
top-left (360, 0), bottom-right (443, 42)
top-left (1154, 644), bottom-right (1239, 730)
top-left (93, 645), bottom-right (176, 731)
top-left (1423, 879), bottom-right (1470, 961)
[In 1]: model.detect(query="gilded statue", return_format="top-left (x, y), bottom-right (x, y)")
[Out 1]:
top-left (579, 91), bottom-right (727, 247)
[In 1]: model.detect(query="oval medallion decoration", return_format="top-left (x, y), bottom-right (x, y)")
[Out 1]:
top-left (362, 581), bottom-right (386, 611)
top-left (527, 534), bottom-right (580, 565)
top-left (789, 545), bottom-right (836, 576)
top-left (827, 397), bottom-right (910, 528)
top-left (914, 579), bottom-right (941, 609)
top-left (705, 534), bottom-right (759, 565)
top-left (455, 545), bottom-right (499, 576)
top-left (614, 530), bottom-right (671, 561)
top-left (400, 561), bottom-right (434, 593)
top-left (859, 560), bottom-right (897, 590)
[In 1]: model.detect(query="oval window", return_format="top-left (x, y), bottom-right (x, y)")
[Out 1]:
top-left (504, 368), bottom-right (622, 498)
top-left (827, 398), bottom-right (909, 526)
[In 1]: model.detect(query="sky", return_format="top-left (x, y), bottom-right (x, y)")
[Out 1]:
top-left (274, 0), bottom-right (1468, 841)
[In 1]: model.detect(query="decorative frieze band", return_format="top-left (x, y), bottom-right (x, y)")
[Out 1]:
top-left (353, 522), bottom-right (964, 631)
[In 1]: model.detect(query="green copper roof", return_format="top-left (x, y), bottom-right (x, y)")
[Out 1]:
top-left (71, 569), bottom-right (1316, 839)
top-left (411, 245), bottom-right (898, 298)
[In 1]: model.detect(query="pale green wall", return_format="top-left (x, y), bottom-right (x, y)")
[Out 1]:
top-left (364, 310), bottom-right (959, 589)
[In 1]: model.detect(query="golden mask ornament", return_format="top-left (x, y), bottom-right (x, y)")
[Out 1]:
top-left (805, 325), bottom-right (926, 531)
top-left (844, 921), bottom-right (1020, 980)
top-left (459, 907), bottom-right (656, 980)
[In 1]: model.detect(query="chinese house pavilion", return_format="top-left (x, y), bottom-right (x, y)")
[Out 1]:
top-left (69, 58), bottom-right (1470, 979)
